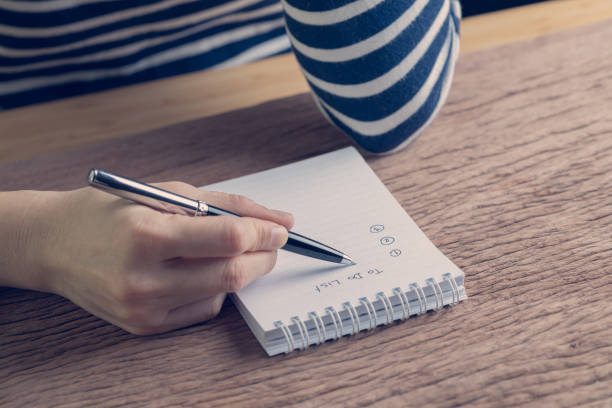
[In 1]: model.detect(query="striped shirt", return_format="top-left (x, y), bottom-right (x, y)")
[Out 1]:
top-left (0, 0), bottom-right (461, 153)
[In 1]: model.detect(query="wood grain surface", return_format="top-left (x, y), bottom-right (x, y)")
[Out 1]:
top-left (2, 19), bottom-right (612, 408)
top-left (1, 0), bottom-right (612, 166)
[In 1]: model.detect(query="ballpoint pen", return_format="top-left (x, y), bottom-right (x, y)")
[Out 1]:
top-left (88, 169), bottom-right (356, 265)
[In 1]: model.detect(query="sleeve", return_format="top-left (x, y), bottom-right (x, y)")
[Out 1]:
top-left (281, 0), bottom-right (461, 154)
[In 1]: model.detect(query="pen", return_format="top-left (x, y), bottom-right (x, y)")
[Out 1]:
top-left (88, 169), bottom-right (356, 265)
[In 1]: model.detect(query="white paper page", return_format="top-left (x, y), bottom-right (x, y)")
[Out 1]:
top-left (203, 147), bottom-right (463, 332)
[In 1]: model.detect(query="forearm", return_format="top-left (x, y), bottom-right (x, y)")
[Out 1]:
top-left (0, 190), bottom-right (60, 292)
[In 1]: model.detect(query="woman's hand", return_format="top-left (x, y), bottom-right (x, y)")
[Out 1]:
top-left (0, 183), bottom-right (293, 335)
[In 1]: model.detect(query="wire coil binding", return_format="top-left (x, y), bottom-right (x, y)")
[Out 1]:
top-left (275, 274), bottom-right (461, 353)
top-left (426, 278), bottom-right (443, 310)
top-left (342, 301), bottom-right (360, 334)
top-left (393, 287), bottom-right (412, 319)
top-left (443, 272), bottom-right (460, 304)
top-left (359, 297), bottom-right (377, 329)
top-left (291, 316), bottom-right (309, 349)
top-left (274, 320), bottom-right (295, 353)
top-left (377, 292), bottom-right (394, 324)
top-left (410, 282), bottom-right (427, 314)
top-left (325, 306), bottom-right (343, 339)
top-left (308, 311), bottom-right (326, 345)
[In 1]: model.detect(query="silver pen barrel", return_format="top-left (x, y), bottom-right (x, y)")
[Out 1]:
top-left (88, 169), bottom-right (354, 265)
top-left (88, 169), bottom-right (208, 216)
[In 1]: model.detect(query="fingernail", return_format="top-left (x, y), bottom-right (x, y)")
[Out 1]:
top-left (270, 225), bottom-right (288, 248)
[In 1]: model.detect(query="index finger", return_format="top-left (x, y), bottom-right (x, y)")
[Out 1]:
top-left (152, 182), bottom-right (294, 230)
top-left (201, 191), bottom-right (294, 230)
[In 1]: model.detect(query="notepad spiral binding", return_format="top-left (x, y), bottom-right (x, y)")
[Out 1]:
top-left (273, 273), bottom-right (463, 354)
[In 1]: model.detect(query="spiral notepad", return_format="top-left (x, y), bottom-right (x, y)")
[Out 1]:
top-left (204, 147), bottom-right (466, 356)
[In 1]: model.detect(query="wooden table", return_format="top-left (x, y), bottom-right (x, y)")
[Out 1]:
top-left (1, 1), bottom-right (611, 407)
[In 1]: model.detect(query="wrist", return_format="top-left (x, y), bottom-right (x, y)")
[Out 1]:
top-left (0, 190), bottom-right (64, 293)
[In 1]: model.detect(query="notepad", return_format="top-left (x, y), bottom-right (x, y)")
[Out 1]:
top-left (203, 147), bottom-right (466, 356)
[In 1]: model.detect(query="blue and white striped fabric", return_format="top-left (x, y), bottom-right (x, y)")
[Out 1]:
top-left (283, 0), bottom-right (461, 153)
top-left (0, 0), bottom-right (291, 110)
top-left (0, 0), bottom-right (461, 154)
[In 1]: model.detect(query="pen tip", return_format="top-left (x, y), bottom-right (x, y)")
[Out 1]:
top-left (341, 255), bottom-right (356, 265)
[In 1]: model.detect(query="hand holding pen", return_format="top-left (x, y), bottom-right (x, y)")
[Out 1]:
top-left (4, 180), bottom-right (294, 335)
